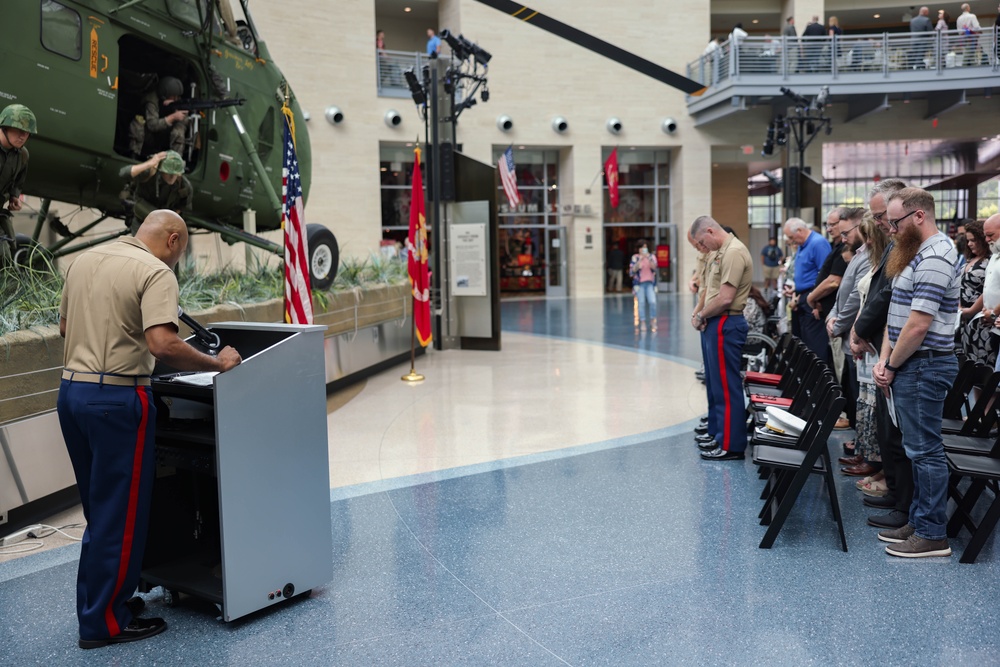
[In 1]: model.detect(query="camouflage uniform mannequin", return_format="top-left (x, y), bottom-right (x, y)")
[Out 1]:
top-left (0, 104), bottom-right (36, 264)
top-left (119, 151), bottom-right (192, 234)
top-left (128, 76), bottom-right (190, 158)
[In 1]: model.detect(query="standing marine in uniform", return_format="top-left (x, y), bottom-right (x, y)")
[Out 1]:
top-left (691, 216), bottom-right (754, 461)
top-left (58, 210), bottom-right (241, 649)
top-left (120, 150), bottom-right (192, 234)
top-left (0, 104), bottom-right (36, 264)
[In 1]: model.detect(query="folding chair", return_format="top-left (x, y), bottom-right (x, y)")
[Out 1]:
top-left (945, 450), bottom-right (1000, 563)
top-left (942, 360), bottom-right (987, 428)
top-left (942, 367), bottom-right (1000, 437)
top-left (753, 382), bottom-right (847, 551)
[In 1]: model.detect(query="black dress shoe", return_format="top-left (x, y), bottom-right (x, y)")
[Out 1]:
top-left (863, 495), bottom-right (897, 509)
top-left (695, 424), bottom-right (709, 436)
top-left (126, 596), bottom-right (145, 618)
top-left (867, 509), bottom-right (909, 529)
top-left (79, 617), bottom-right (167, 649)
top-left (698, 440), bottom-right (720, 451)
top-left (695, 432), bottom-right (715, 444)
top-left (700, 447), bottom-right (745, 461)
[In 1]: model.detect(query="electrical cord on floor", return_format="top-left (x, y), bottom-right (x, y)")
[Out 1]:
top-left (0, 523), bottom-right (85, 556)
top-left (28, 523), bottom-right (85, 541)
top-left (0, 541), bottom-right (44, 555)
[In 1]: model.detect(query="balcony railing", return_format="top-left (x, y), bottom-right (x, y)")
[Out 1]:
top-left (687, 27), bottom-right (999, 89)
top-left (377, 49), bottom-right (433, 98)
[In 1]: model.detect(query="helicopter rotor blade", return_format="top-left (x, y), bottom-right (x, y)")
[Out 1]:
top-left (469, 0), bottom-right (707, 96)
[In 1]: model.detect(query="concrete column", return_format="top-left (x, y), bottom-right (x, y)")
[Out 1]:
top-left (783, 0), bottom-right (826, 34)
top-left (565, 144), bottom-right (604, 298)
top-left (672, 138), bottom-right (713, 292)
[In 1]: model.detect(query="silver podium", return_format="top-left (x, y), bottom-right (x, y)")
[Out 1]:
top-left (141, 322), bottom-right (332, 622)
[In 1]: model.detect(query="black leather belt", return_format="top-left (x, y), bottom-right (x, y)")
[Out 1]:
top-left (909, 350), bottom-right (955, 360)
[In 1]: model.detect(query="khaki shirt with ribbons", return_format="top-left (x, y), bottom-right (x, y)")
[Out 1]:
top-left (697, 250), bottom-right (715, 298)
top-left (704, 232), bottom-right (753, 313)
top-left (60, 236), bottom-right (179, 377)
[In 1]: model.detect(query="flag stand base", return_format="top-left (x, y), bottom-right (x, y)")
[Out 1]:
top-left (401, 369), bottom-right (425, 383)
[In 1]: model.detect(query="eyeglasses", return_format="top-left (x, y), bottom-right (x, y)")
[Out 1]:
top-left (872, 210), bottom-right (886, 222)
top-left (886, 210), bottom-right (918, 232)
top-left (839, 223), bottom-right (861, 239)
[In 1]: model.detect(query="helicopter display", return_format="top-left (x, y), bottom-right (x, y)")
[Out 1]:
top-left (3, 0), bottom-right (339, 288)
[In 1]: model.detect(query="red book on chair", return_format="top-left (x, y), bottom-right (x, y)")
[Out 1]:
top-left (750, 395), bottom-right (793, 407)
top-left (744, 371), bottom-right (782, 386)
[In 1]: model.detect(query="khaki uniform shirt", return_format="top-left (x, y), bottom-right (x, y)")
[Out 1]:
top-left (60, 237), bottom-right (179, 376)
top-left (697, 251), bottom-right (714, 299)
top-left (704, 233), bottom-right (753, 313)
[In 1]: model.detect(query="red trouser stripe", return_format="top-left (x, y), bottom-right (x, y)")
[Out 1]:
top-left (717, 314), bottom-right (731, 451)
top-left (103, 387), bottom-right (149, 636)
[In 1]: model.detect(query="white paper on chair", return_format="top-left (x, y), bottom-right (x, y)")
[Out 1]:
top-left (171, 372), bottom-right (218, 387)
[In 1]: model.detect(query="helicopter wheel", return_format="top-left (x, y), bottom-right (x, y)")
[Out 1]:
top-left (306, 224), bottom-right (339, 291)
top-left (12, 234), bottom-right (54, 273)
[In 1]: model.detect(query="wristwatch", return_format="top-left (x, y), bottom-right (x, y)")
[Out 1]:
top-left (884, 362), bottom-right (898, 373)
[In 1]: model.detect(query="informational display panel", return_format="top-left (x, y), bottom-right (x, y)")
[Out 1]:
top-left (450, 222), bottom-right (488, 296)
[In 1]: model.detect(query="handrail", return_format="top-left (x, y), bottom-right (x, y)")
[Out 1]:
top-left (687, 26), bottom-right (1000, 89)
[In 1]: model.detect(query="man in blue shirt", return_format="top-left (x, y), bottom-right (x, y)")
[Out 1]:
top-left (760, 237), bottom-right (784, 294)
top-left (426, 28), bottom-right (442, 58)
top-left (782, 216), bottom-right (832, 358)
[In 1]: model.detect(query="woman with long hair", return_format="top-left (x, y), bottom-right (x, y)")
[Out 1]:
top-left (845, 213), bottom-right (888, 494)
top-left (959, 220), bottom-right (997, 365)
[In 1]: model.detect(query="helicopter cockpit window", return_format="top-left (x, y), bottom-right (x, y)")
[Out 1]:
top-left (165, 0), bottom-right (208, 28)
top-left (40, 0), bottom-right (82, 61)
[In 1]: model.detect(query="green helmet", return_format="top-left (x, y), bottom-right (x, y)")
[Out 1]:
top-left (158, 76), bottom-right (184, 99)
top-left (160, 151), bottom-right (185, 175)
top-left (0, 104), bottom-right (37, 134)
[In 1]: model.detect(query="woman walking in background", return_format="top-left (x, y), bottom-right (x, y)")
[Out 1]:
top-left (630, 239), bottom-right (658, 332)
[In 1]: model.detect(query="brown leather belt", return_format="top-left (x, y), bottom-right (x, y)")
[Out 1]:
top-left (61, 369), bottom-right (152, 387)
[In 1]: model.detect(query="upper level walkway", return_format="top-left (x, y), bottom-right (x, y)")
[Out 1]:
top-left (686, 28), bottom-right (1000, 125)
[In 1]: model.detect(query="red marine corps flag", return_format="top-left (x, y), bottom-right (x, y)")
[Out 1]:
top-left (281, 107), bottom-right (313, 325)
top-left (407, 146), bottom-right (432, 347)
top-left (604, 148), bottom-right (620, 208)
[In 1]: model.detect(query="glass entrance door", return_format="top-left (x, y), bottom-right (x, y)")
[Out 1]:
top-left (546, 227), bottom-right (567, 297)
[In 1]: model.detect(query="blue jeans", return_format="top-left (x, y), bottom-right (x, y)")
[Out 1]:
top-left (635, 281), bottom-right (657, 323)
top-left (892, 355), bottom-right (958, 541)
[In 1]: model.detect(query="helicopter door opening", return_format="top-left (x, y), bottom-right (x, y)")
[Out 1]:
top-left (113, 35), bottom-right (203, 172)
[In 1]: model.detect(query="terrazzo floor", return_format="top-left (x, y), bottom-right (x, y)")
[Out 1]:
top-left (2, 293), bottom-right (998, 666)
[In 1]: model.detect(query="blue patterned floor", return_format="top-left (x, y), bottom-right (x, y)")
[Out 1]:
top-left (2, 294), bottom-right (999, 666)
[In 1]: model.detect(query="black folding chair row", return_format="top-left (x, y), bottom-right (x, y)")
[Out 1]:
top-left (752, 379), bottom-right (848, 552)
top-left (939, 366), bottom-right (1000, 563)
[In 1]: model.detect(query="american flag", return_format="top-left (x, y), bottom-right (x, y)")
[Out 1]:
top-left (282, 112), bottom-right (313, 325)
top-left (498, 146), bottom-right (521, 208)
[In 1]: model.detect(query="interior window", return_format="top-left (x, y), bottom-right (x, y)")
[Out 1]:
top-left (40, 0), bottom-right (82, 60)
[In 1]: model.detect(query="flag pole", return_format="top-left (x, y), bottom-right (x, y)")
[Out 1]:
top-left (401, 298), bottom-right (424, 382)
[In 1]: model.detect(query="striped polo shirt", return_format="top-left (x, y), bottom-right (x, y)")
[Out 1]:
top-left (887, 231), bottom-right (961, 351)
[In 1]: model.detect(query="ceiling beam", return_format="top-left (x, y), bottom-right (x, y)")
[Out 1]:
top-left (845, 94), bottom-right (891, 123)
top-left (925, 90), bottom-right (969, 119)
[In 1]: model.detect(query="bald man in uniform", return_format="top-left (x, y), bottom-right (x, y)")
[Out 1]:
top-left (58, 211), bottom-right (241, 649)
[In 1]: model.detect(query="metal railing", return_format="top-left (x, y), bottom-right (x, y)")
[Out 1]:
top-left (377, 48), bottom-right (432, 96)
top-left (688, 27), bottom-right (1000, 88)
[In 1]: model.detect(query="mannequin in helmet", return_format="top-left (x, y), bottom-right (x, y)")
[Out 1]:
top-left (0, 104), bottom-right (36, 263)
top-left (127, 76), bottom-right (191, 158)
top-left (119, 151), bottom-right (193, 234)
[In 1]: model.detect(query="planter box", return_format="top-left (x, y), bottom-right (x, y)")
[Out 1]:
top-left (0, 283), bottom-right (410, 426)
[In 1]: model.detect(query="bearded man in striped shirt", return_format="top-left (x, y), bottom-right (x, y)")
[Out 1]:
top-left (872, 187), bottom-right (961, 558)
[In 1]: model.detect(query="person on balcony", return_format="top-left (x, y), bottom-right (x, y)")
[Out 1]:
top-left (426, 28), bottom-right (442, 59)
top-left (957, 3), bottom-right (982, 65)
top-left (910, 7), bottom-right (933, 69)
top-left (802, 16), bottom-right (825, 72)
